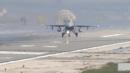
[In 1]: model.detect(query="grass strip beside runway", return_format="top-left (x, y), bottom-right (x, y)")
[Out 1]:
top-left (82, 62), bottom-right (130, 73)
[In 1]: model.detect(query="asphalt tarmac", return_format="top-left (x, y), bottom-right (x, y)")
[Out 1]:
top-left (0, 30), bottom-right (129, 63)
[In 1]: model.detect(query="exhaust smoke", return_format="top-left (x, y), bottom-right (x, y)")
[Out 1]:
top-left (57, 9), bottom-right (76, 25)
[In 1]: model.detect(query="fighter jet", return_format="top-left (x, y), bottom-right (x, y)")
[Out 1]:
top-left (48, 10), bottom-right (96, 38)
top-left (48, 19), bottom-right (96, 38)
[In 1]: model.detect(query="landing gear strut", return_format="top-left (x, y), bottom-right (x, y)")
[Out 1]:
top-left (62, 32), bottom-right (78, 38)
top-left (75, 33), bottom-right (78, 37)
top-left (62, 33), bottom-right (65, 38)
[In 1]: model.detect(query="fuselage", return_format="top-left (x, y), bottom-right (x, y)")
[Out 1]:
top-left (63, 19), bottom-right (75, 32)
top-left (64, 19), bottom-right (74, 26)
top-left (62, 19), bottom-right (78, 37)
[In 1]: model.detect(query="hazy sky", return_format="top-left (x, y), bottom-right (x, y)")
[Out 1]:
top-left (0, 0), bottom-right (130, 29)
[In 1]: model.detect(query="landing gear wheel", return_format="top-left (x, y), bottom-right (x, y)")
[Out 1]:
top-left (62, 33), bottom-right (65, 38)
top-left (75, 33), bottom-right (78, 37)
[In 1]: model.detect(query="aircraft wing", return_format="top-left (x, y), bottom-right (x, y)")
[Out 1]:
top-left (74, 25), bottom-right (97, 32)
top-left (47, 25), bottom-right (65, 30)
top-left (75, 25), bottom-right (96, 29)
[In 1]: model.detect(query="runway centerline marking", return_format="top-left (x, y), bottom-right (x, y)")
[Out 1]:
top-left (20, 44), bottom-right (36, 47)
top-left (43, 45), bottom-right (57, 48)
top-left (101, 34), bottom-right (123, 38)
top-left (0, 51), bottom-right (47, 55)
top-left (0, 41), bottom-right (130, 65)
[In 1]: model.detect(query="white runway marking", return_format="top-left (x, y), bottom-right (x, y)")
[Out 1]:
top-left (101, 34), bottom-right (123, 38)
top-left (0, 51), bottom-right (47, 55)
top-left (0, 41), bottom-right (130, 65)
top-left (43, 45), bottom-right (57, 48)
top-left (20, 44), bottom-right (36, 47)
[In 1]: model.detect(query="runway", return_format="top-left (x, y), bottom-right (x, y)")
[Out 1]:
top-left (0, 29), bottom-right (130, 64)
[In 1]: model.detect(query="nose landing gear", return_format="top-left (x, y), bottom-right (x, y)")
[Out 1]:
top-left (75, 33), bottom-right (78, 37)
